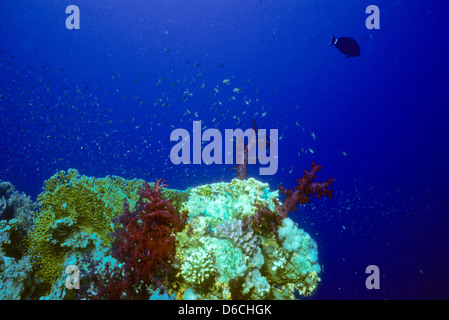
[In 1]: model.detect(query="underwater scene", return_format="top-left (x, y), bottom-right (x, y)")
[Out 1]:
top-left (0, 1), bottom-right (448, 301)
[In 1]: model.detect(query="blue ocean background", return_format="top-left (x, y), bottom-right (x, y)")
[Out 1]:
top-left (1, 0), bottom-right (448, 299)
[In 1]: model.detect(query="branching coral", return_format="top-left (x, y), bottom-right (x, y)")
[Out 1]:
top-left (243, 162), bottom-right (333, 244)
top-left (180, 247), bottom-right (215, 286)
top-left (175, 231), bottom-right (248, 296)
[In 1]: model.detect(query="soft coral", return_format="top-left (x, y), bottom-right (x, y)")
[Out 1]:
top-left (246, 162), bottom-right (333, 241)
top-left (94, 179), bottom-right (185, 299)
top-left (277, 162), bottom-right (334, 218)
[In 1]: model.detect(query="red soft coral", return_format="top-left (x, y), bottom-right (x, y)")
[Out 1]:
top-left (277, 162), bottom-right (334, 218)
top-left (94, 178), bottom-right (184, 299)
top-left (243, 162), bottom-right (333, 242)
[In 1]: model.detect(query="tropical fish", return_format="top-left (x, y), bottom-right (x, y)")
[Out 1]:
top-left (329, 35), bottom-right (360, 58)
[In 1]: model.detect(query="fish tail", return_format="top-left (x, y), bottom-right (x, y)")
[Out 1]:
top-left (329, 34), bottom-right (336, 46)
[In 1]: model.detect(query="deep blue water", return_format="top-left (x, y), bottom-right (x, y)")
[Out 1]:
top-left (1, 0), bottom-right (448, 299)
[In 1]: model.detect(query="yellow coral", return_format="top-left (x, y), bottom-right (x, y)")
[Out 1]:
top-left (26, 169), bottom-right (144, 285)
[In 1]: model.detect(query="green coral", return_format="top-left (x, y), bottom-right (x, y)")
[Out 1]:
top-left (212, 238), bottom-right (248, 283)
top-left (26, 169), bottom-right (144, 286)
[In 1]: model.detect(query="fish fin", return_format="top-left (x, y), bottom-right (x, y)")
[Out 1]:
top-left (329, 34), bottom-right (336, 46)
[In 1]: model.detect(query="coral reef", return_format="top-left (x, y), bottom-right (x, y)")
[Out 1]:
top-left (0, 181), bottom-right (37, 255)
top-left (0, 162), bottom-right (333, 300)
top-left (160, 187), bottom-right (190, 212)
top-left (248, 204), bottom-right (284, 241)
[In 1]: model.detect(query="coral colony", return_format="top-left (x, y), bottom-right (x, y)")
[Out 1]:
top-left (0, 123), bottom-right (333, 300)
